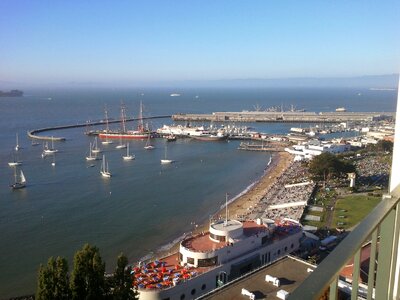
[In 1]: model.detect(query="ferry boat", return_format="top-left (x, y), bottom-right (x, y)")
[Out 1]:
top-left (132, 217), bottom-right (302, 300)
top-left (335, 107), bottom-right (347, 112)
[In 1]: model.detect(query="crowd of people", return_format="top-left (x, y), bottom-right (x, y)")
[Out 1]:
top-left (236, 161), bottom-right (315, 222)
top-left (354, 154), bottom-right (390, 188)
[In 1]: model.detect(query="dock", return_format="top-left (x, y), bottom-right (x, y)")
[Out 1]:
top-left (27, 115), bottom-right (171, 141)
top-left (172, 111), bottom-right (395, 123)
top-left (238, 141), bottom-right (288, 152)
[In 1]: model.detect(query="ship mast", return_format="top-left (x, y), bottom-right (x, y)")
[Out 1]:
top-left (104, 105), bottom-right (110, 132)
top-left (120, 104), bottom-right (127, 133)
top-left (138, 101), bottom-right (144, 132)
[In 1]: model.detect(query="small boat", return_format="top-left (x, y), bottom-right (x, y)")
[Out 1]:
top-left (116, 138), bottom-right (127, 149)
top-left (122, 143), bottom-right (135, 160)
top-left (43, 137), bottom-right (58, 155)
top-left (144, 134), bottom-right (155, 150)
top-left (11, 168), bottom-right (26, 189)
top-left (160, 145), bottom-right (173, 164)
top-left (91, 137), bottom-right (102, 153)
top-left (15, 133), bottom-right (22, 151)
top-left (101, 108), bottom-right (114, 145)
top-left (165, 134), bottom-right (177, 142)
top-left (86, 142), bottom-right (100, 161)
top-left (100, 155), bottom-right (112, 177)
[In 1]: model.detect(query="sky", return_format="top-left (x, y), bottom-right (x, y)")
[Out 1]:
top-left (0, 0), bottom-right (399, 87)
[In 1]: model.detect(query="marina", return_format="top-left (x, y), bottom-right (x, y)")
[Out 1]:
top-left (0, 87), bottom-right (397, 298)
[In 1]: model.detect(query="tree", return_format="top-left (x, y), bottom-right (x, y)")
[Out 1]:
top-left (111, 253), bottom-right (136, 299)
top-left (70, 244), bottom-right (107, 300)
top-left (309, 152), bottom-right (355, 181)
top-left (36, 256), bottom-right (70, 300)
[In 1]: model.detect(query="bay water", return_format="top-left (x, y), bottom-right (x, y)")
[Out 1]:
top-left (0, 87), bottom-right (396, 297)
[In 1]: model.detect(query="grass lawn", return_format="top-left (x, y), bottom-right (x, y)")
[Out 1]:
top-left (333, 194), bottom-right (381, 229)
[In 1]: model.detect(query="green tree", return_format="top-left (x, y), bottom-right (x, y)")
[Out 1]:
top-left (70, 244), bottom-right (107, 300)
top-left (36, 256), bottom-right (70, 300)
top-left (111, 253), bottom-right (136, 299)
top-left (309, 152), bottom-right (355, 181)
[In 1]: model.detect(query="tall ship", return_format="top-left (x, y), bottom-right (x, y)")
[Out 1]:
top-left (99, 102), bottom-right (152, 140)
top-left (132, 217), bottom-right (302, 300)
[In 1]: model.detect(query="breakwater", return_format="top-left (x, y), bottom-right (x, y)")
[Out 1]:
top-left (172, 111), bottom-right (395, 123)
top-left (27, 115), bottom-right (171, 141)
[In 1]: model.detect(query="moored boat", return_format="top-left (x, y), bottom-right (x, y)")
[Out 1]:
top-left (11, 168), bottom-right (26, 189)
top-left (100, 155), bottom-right (111, 177)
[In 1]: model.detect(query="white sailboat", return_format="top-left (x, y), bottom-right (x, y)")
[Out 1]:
top-left (43, 137), bottom-right (58, 155)
top-left (86, 142), bottom-right (100, 161)
top-left (160, 144), bottom-right (173, 164)
top-left (15, 133), bottom-right (22, 151)
top-left (11, 168), bottom-right (26, 189)
top-left (100, 155), bottom-right (112, 177)
top-left (101, 108), bottom-right (113, 144)
top-left (122, 143), bottom-right (135, 160)
top-left (92, 137), bottom-right (102, 153)
top-left (116, 137), bottom-right (127, 149)
top-left (144, 133), bottom-right (155, 150)
top-left (8, 151), bottom-right (22, 166)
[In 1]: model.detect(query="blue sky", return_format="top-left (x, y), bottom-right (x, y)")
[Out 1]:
top-left (0, 0), bottom-right (399, 86)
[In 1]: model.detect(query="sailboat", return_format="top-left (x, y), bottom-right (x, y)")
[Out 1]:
top-left (11, 168), bottom-right (26, 189)
top-left (144, 133), bottom-right (155, 150)
top-left (15, 133), bottom-right (22, 151)
top-left (8, 151), bottom-right (22, 166)
top-left (92, 137), bottom-right (102, 153)
top-left (160, 144), bottom-right (173, 164)
top-left (101, 107), bottom-right (113, 144)
top-left (116, 137), bottom-right (127, 149)
top-left (43, 137), bottom-right (58, 155)
top-left (122, 143), bottom-right (135, 160)
top-left (86, 142), bottom-right (100, 161)
top-left (100, 155), bottom-right (112, 177)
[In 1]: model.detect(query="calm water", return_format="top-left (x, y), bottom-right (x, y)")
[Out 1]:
top-left (0, 87), bottom-right (397, 297)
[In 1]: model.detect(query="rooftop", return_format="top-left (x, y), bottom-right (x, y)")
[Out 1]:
top-left (199, 256), bottom-right (315, 300)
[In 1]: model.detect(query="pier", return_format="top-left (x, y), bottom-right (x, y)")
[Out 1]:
top-left (238, 141), bottom-right (288, 152)
top-left (27, 115), bottom-right (171, 141)
top-left (172, 111), bottom-right (395, 123)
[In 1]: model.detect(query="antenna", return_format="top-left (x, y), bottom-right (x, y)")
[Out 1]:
top-left (224, 193), bottom-right (229, 226)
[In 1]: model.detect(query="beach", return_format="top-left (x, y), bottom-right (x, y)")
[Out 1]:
top-left (154, 151), bottom-right (293, 259)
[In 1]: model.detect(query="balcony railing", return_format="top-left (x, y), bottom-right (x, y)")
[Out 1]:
top-left (288, 184), bottom-right (400, 300)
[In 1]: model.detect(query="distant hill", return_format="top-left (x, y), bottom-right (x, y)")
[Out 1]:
top-left (170, 74), bottom-right (399, 89)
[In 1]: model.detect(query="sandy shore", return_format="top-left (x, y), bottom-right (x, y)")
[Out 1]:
top-left (154, 151), bottom-right (293, 259)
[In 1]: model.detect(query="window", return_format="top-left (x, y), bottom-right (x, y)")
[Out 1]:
top-left (198, 256), bottom-right (218, 267)
top-left (278, 249), bottom-right (281, 255)
top-left (284, 246), bottom-right (288, 252)
top-left (201, 284), bottom-right (206, 290)
top-left (210, 233), bottom-right (225, 242)
top-left (191, 288), bottom-right (196, 295)
top-left (179, 252), bottom-right (183, 262)
top-left (291, 243), bottom-right (294, 249)
top-left (187, 257), bottom-right (194, 264)
top-left (180, 294), bottom-right (185, 300)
